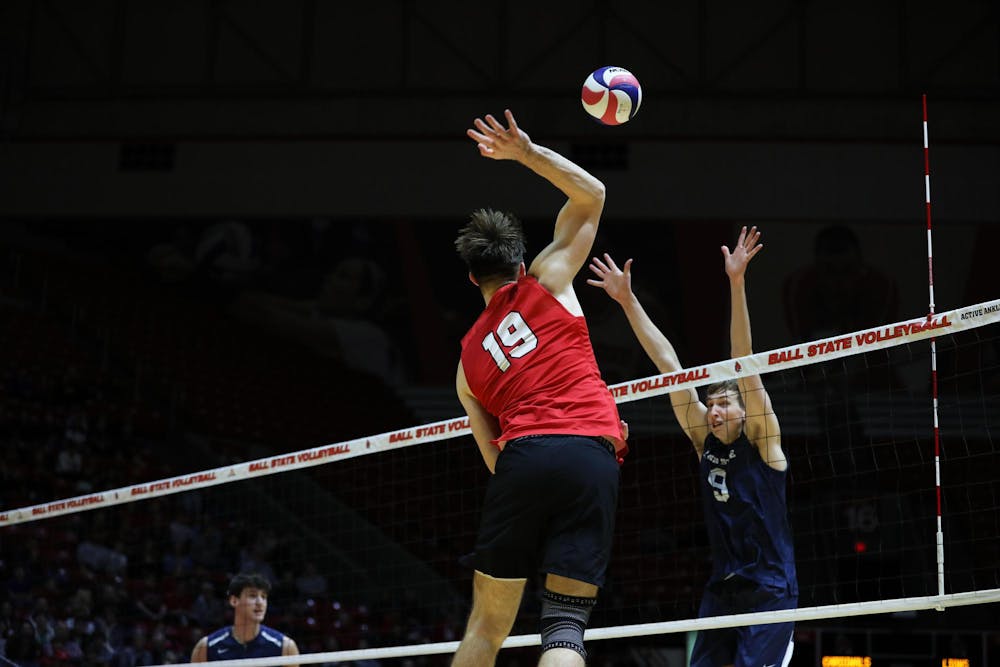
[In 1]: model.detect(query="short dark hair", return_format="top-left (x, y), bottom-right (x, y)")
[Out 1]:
top-left (227, 572), bottom-right (271, 598)
top-left (455, 208), bottom-right (526, 285)
top-left (704, 380), bottom-right (745, 409)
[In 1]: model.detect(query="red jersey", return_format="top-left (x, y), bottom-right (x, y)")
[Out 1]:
top-left (460, 275), bottom-right (627, 456)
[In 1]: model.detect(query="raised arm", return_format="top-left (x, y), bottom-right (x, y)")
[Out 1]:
top-left (588, 254), bottom-right (709, 454)
top-left (723, 226), bottom-right (784, 470)
top-left (467, 110), bottom-right (605, 308)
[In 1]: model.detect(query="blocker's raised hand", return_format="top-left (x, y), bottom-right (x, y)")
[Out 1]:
top-left (722, 225), bottom-right (763, 280)
top-left (587, 253), bottom-right (634, 305)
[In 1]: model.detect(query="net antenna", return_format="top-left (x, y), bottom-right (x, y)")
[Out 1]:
top-left (923, 93), bottom-right (945, 604)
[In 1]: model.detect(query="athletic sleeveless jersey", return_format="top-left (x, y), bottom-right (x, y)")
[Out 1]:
top-left (205, 624), bottom-right (286, 661)
top-left (460, 275), bottom-right (626, 455)
top-left (698, 431), bottom-right (797, 593)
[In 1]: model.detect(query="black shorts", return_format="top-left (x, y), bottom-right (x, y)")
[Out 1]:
top-left (472, 434), bottom-right (621, 587)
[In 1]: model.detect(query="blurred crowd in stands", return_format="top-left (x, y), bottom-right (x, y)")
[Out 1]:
top-left (0, 222), bottom-right (455, 666)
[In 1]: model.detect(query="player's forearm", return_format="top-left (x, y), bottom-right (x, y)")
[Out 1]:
top-left (520, 143), bottom-right (606, 205)
top-left (476, 439), bottom-right (500, 473)
top-left (619, 292), bottom-right (703, 439)
top-left (729, 276), bottom-right (753, 357)
top-left (620, 294), bottom-right (684, 374)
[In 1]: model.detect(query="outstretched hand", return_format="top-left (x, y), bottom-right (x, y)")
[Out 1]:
top-left (722, 226), bottom-right (763, 280)
top-left (587, 253), bottom-right (634, 305)
top-left (467, 109), bottom-right (532, 162)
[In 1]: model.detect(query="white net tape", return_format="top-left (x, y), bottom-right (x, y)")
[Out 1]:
top-left (155, 590), bottom-right (1000, 666)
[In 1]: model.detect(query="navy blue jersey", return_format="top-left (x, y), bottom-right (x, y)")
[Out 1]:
top-left (205, 624), bottom-right (286, 661)
top-left (698, 431), bottom-right (797, 593)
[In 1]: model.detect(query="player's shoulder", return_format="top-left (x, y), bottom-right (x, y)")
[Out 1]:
top-left (258, 624), bottom-right (286, 647)
top-left (190, 635), bottom-right (209, 663)
top-left (744, 410), bottom-right (781, 443)
top-left (205, 626), bottom-right (232, 644)
top-left (282, 635), bottom-right (300, 656)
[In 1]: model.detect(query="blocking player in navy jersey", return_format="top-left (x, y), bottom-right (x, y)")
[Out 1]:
top-left (588, 226), bottom-right (797, 667)
top-left (452, 109), bottom-right (627, 667)
top-left (191, 573), bottom-right (299, 664)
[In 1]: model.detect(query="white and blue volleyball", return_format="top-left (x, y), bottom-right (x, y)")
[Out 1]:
top-left (581, 66), bottom-right (642, 126)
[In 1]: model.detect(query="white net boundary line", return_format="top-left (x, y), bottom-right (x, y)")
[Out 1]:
top-left (151, 587), bottom-right (1000, 666)
top-left (3, 298), bottom-right (998, 527)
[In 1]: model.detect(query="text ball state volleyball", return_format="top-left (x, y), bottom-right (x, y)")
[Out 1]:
top-left (581, 66), bottom-right (642, 126)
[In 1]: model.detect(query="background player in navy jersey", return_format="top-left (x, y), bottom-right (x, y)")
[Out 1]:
top-left (451, 109), bottom-right (627, 667)
top-left (588, 226), bottom-right (797, 667)
top-left (191, 572), bottom-right (299, 664)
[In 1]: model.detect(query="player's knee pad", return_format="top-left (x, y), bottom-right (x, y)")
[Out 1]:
top-left (539, 589), bottom-right (596, 659)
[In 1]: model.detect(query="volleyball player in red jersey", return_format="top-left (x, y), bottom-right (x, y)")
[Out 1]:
top-left (451, 109), bottom-right (627, 667)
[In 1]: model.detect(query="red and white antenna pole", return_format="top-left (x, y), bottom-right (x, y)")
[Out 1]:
top-left (923, 93), bottom-right (945, 603)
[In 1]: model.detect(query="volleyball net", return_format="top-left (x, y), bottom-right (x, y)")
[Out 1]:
top-left (3, 298), bottom-right (999, 665)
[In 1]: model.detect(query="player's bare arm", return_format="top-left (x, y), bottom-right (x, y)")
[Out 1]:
top-left (456, 361), bottom-right (502, 473)
top-left (723, 226), bottom-right (784, 470)
top-left (190, 637), bottom-right (207, 663)
top-left (588, 253), bottom-right (709, 453)
top-left (467, 109), bottom-right (605, 307)
top-left (282, 637), bottom-right (300, 666)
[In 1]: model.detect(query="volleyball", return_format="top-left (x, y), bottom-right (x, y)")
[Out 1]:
top-left (581, 66), bottom-right (642, 126)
